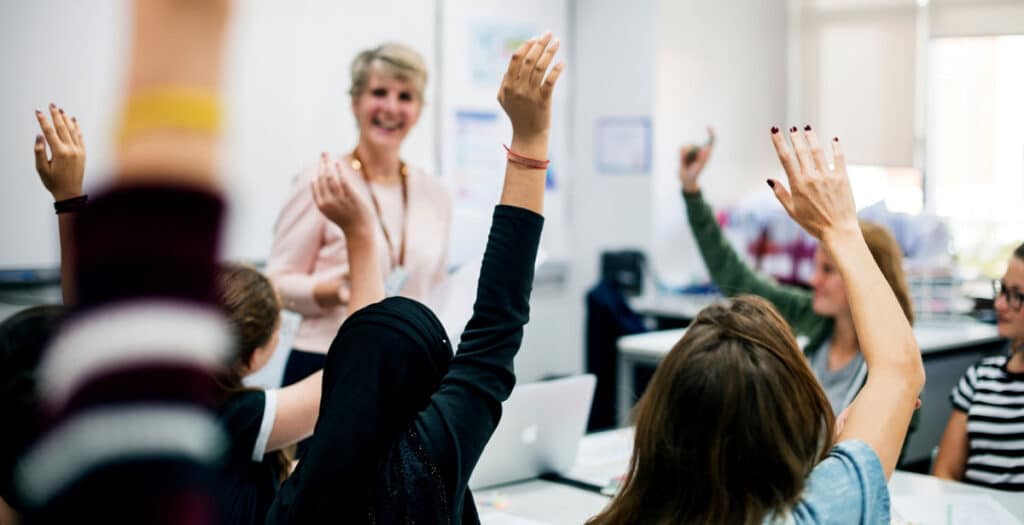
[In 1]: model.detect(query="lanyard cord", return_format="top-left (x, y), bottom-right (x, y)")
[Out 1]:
top-left (350, 150), bottom-right (408, 269)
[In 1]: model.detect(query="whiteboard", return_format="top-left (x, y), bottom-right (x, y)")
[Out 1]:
top-left (439, 0), bottom-right (571, 267)
top-left (0, 0), bottom-right (438, 273)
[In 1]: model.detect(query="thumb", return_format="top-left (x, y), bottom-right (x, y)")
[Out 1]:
top-left (767, 179), bottom-right (794, 217)
top-left (33, 135), bottom-right (48, 175)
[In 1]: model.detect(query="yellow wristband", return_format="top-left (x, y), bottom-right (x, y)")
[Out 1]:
top-left (118, 87), bottom-right (221, 144)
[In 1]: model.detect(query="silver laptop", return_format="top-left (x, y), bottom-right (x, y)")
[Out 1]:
top-left (469, 374), bottom-right (597, 489)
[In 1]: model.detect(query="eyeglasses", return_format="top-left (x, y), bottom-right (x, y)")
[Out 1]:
top-left (992, 280), bottom-right (1024, 312)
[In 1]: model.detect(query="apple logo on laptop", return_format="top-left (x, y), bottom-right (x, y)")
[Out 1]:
top-left (521, 424), bottom-right (539, 445)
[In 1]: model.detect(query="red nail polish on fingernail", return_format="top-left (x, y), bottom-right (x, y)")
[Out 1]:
top-left (771, 126), bottom-right (779, 134)
top-left (789, 126), bottom-right (798, 133)
top-left (35, 135), bottom-right (43, 142)
top-left (71, 117), bottom-right (77, 122)
top-left (767, 180), bottom-right (775, 188)
top-left (59, 108), bottom-right (65, 114)
top-left (804, 125), bottom-right (812, 131)
top-left (833, 137), bottom-right (839, 142)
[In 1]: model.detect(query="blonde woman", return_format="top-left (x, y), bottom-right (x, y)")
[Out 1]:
top-left (268, 43), bottom-right (451, 388)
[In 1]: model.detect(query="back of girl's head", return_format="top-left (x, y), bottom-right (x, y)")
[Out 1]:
top-left (589, 296), bottom-right (834, 525)
top-left (0, 304), bottom-right (65, 507)
top-left (860, 220), bottom-right (914, 324)
top-left (216, 264), bottom-right (280, 384)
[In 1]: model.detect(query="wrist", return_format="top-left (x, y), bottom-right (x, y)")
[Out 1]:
top-left (682, 181), bottom-right (700, 195)
top-left (342, 223), bottom-right (375, 241)
top-left (510, 132), bottom-right (549, 160)
top-left (52, 189), bottom-right (84, 202)
top-left (820, 223), bottom-right (863, 253)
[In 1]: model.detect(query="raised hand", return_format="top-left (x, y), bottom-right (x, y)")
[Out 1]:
top-left (34, 104), bottom-right (85, 201)
top-left (679, 126), bottom-right (714, 194)
top-left (497, 32), bottom-right (565, 140)
top-left (311, 154), bottom-right (373, 235)
top-left (767, 126), bottom-right (858, 241)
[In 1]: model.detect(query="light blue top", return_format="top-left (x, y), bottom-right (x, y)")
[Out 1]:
top-left (768, 440), bottom-right (890, 524)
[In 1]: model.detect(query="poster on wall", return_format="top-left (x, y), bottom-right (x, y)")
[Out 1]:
top-left (594, 117), bottom-right (651, 174)
top-left (469, 22), bottom-right (536, 86)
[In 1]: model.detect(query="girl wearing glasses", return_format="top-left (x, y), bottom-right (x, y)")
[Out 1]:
top-left (933, 243), bottom-right (1024, 491)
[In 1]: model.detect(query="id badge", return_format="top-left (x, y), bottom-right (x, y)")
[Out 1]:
top-left (384, 266), bottom-right (410, 297)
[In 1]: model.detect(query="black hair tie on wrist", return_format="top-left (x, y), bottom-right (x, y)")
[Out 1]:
top-left (54, 195), bottom-right (88, 214)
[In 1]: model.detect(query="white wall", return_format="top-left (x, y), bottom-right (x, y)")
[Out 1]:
top-left (0, 0), bottom-right (438, 270)
top-left (651, 0), bottom-right (789, 286)
top-left (518, 0), bottom-right (789, 382)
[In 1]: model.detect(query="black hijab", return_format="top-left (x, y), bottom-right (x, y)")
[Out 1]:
top-left (271, 296), bottom-right (469, 524)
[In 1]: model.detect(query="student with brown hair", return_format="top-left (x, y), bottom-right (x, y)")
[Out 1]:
top-left (933, 243), bottom-right (1024, 491)
top-left (589, 127), bottom-right (925, 524)
top-left (679, 129), bottom-right (914, 417)
top-left (214, 166), bottom-right (386, 525)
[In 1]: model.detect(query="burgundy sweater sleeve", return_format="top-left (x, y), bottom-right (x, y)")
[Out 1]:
top-left (15, 185), bottom-right (232, 524)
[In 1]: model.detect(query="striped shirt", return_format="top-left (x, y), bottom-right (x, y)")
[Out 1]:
top-left (15, 186), bottom-right (231, 522)
top-left (950, 353), bottom-right (1024, 491)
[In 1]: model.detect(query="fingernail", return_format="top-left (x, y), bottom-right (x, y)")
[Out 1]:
top-left (771, 126), bottom-right (779, 134)
top-left (35, 134), bottom-right (43, 143)
top-left (49, 103), bottom-right (55, 109)
top-left (59, 108), bottom-right (65, 114)
top-left (804, 124), bottom-right (812, 131)
top-left (35, 108), bottom-right (42, 115)
top-left (71, 117), bottom-right (77, 123)
top-left (767, 180), bottom-right (775, 188)
top-left (789, 126), bottom-right (798, 133)
top-left (833, 137), bottom-right (839, 142)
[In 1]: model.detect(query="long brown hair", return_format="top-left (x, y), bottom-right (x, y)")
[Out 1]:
top-left (860, 220), bottom-right (914, 324)
top-left (589, 296), bottom-right (835, 525)
top-left (215, 263), bottom-right (288, 478)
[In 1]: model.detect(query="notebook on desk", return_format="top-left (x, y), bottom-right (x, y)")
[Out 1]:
top-left (469, 374), bottom-right (597, 490)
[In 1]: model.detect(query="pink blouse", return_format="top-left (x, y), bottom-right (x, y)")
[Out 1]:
top-left (266, 154), bottom-right (452, 353)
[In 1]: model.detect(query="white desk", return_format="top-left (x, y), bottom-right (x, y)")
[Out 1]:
top-left (475, 479), bottom-right (608, 525)
top-left (615, 321), bottom-right (1005, 465)
top-left (481, 429), bottom-right (1023, 524)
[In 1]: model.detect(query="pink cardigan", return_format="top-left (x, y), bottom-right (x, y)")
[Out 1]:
top-left (266, 155), bottom-right (451, 353)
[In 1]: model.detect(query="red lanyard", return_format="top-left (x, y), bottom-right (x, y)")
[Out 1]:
top-left (350, 150), bottom-right (408, 269)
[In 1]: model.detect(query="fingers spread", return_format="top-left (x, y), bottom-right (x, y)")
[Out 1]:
top-left (503, 39), bottom-right (533, 89)
top-left (35, 109), bottom-right (60, 148)
top-left (831, 136), bottom-right (845, 173)
top-left (530, 36), bottom-right (559, 87)
top-left (70, 116), bottom-right (84, 147)
top-left (804, 127), bottom-right (828, 174)
top-left (540, 60), bottom-right (565, 98)
top-left (770, 128), bottom-right (800, 185)
top-left (518, 33), bottom-right (550, 82)
top-left (789, 126), bottom-right (813, 175)
top-left (50, 104), bottom-right (72, 144)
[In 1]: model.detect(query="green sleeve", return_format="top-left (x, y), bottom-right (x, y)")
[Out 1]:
top-left (683, 190), bottom-right (824, 336)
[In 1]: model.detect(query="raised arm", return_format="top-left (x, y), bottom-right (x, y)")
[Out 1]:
top-left (312, 157), bottom-right (384, 314)
top-left (16, 0), bottom-right (234, 521)
top-left (680, 129), bottom-right (818, 329)
top-left (767, 126), bottom-right (924, 478)
top-left (33, 106), bottom-right (85, 305)
top-left (413, 32), bottom-right (564, 493)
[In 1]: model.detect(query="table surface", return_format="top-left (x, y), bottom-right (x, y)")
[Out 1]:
top-left (479, 429), bottom-right (1024, 524)
top-left (618, 320), bottom-right (1002, 361)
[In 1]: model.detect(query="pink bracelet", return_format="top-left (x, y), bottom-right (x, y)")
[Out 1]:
top-left (503, 145), bottom-right (550, 170)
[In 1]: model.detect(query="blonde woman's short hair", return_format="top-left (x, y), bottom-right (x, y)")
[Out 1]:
top-left (349, 42), bottom-right (428, 101)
